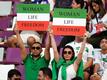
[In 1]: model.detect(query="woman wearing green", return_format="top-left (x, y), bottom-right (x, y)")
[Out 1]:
top-left (49, 29), bottom-right (87, 80)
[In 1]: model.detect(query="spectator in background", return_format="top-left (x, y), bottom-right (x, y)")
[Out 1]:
top-left (38, 67), bottom-right (52, 80)
top-left (8, 69), bottom-right (21, 80)
top-left (71, 0), bottom-right (84, 9)
top-left (14, 25), bottom-right (51, 80)
top-left (6, 35), bottom-right (18, 48)
top-left (90, 36), bottom-right (107, 80)
top-left (2, 31), bottom-right (40, 48)
top-left (27, 36), bottom-right (36, 48)
top-left (20, 30), bottom-right (41, 47)
top-left (88, 0), bottom-right (107, 35)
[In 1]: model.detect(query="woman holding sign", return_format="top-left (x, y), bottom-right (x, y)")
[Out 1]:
top-left (88, 0), bottom-right (107, 35)
top-left (50, 27), bottom-right (87, 80)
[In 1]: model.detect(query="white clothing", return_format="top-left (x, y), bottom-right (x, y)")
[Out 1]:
top-left (101, 13), bottom-right (107, 24)
top-left (93, 51), bottom-right (107, 76)
top-left (101, 69), bottom-right (107, 80)
top-left (89, 18), bottom-right (101, 35)
top-left (58, 64), bottom-right (76, 80)
top-left (89, 13), bottom-right (107, 35)
top-left (66, 41), bottom-right (94, 65)
top-left (48, 0), bottom-right (55, 11)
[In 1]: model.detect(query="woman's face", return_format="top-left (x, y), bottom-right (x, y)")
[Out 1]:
top-left (92, 2), bottom-right (100, 13)
top-left (71, 0), bottom-right (80, 8)
top-left (63, 48), bottom-right (73, 61)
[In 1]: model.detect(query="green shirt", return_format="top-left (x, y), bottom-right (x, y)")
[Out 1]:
top-left (24, 54), bottom-right (49, 80)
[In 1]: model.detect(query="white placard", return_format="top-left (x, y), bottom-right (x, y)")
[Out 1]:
top-left (0, 1), bottom-right (12, 16)
top-left (0, 64), bottom-right (15, 80)
top-left (0, 48), bottom-right (4, 61)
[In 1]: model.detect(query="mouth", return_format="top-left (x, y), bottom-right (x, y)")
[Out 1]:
top-left (31, 53), bottom-right (40, 57)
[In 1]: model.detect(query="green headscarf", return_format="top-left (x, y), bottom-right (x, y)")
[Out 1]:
top-left (52, 57), bottom-right (84, 80)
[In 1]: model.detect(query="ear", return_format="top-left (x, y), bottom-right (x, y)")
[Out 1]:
top-left (77, 4), bottom-right (81, 8)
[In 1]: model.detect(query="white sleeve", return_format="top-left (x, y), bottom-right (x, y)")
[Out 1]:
top-left (93, 51), bottom-right (101, 65)
top-left (49, 0), bottom-right (55, 11)
top-left (87, 44), bottom-right (94, 59)
top-left (101, 12), bottom-right (107, 23)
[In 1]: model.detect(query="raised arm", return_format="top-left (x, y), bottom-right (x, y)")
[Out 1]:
top-left (49, 28), bottom-right (59, 63)
top-left (14, 25), bottom-right (27, 61)
top-left (74, 35), bottom-right (87, 71)
top-left (44, 31), bottom-right (51, 60)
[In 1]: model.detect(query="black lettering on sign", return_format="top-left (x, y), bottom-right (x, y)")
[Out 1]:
top-left (21, 23), bottom-right (44, 27)
top-left (28, 15), bottom-right (37, 19)
top-left (23, 7), bottom-right (44, 12)
top-left (57, 27), bottom-right (80, 32)
top-left (64, 20), bottom-right (73, 24)
top-left (59, 12), bottom-right (80, 17)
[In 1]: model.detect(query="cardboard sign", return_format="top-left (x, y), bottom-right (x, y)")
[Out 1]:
top-left (52, 8), bottom-right (86, 36)
top-left (17, 4), bottom-right (50, 31)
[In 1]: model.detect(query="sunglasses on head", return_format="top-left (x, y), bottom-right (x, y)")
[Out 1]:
top-left (31, 46), bottom-right (41, 50)
top-left (63, 51), bottom-right (72, 55)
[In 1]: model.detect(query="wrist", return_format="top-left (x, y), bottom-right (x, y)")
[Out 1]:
top-left (93, 72), bottom-right (98, 75)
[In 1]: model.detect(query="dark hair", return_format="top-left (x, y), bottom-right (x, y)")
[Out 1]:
top-left (8, 69), bottom-right (21, 79)
top-left (74, 0), bottom-right (84, 9)
top-left (23, 0), bottom-right (32, 4)
top-left (39, 67), bottom-right (52, 79)
top-left (62, 45), bottom-right (75, 60)
top-left (96, 36), bottom-right (107, 47)
top-left (90, 0), bottom-right (106, 19)
top-left (55, 0), bottom-right (72, 8)
top-left (100, 36), bottom-right (107, 42)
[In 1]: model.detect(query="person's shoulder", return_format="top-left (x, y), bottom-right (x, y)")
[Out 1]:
top-left (94, 49), bottom-right (101, 55)
top-left (86, 42), bottom-right (94, 47)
